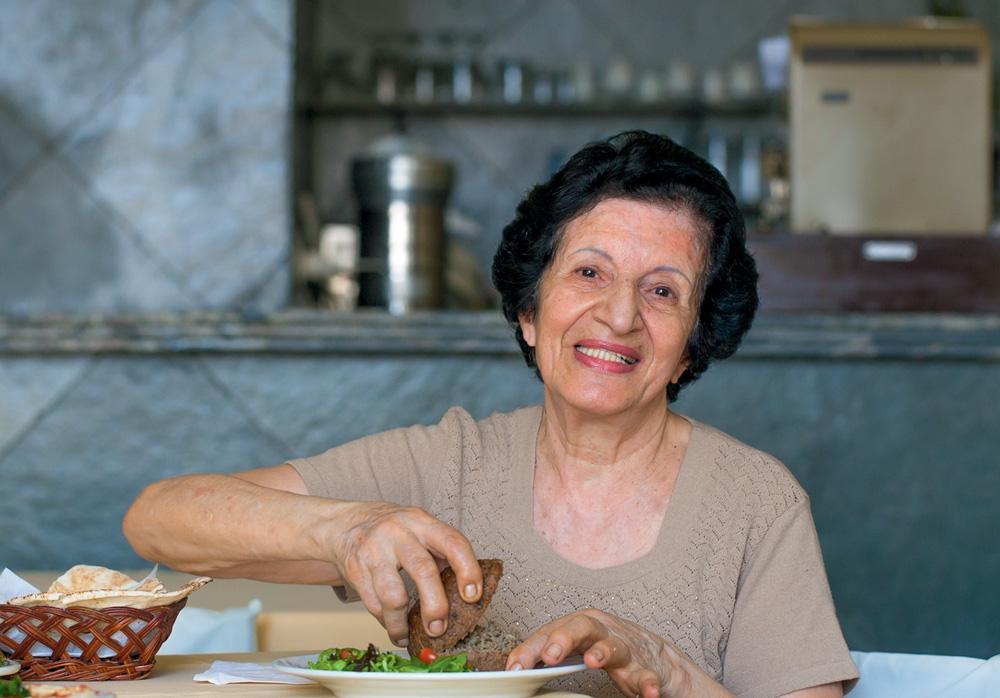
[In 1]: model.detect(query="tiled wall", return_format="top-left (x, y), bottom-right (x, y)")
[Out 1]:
top-left (0, 0), bottom-right (293, 314)
top-left (1, 0), bottom-right (999, 660)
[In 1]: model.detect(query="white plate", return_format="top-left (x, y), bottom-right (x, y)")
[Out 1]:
top-left (0, 658), bottom-right (19, 677)
top-left (272, 653), bottom-right (587, 698)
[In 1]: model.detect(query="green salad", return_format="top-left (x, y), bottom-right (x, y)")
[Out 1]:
top-left (309, 643), bottom-right (471, 673)
top-left (0, 676), bottom-right (29, 698)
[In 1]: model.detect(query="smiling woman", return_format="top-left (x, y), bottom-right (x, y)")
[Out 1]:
top-left (124, 131), bottom-right (857, 698)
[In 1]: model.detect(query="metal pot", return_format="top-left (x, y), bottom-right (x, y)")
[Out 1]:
top-left (351, 136), bottom-right (455, 314)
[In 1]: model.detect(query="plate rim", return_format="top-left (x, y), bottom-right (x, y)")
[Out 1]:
top-left (0, 659), bottom-right (20, 677)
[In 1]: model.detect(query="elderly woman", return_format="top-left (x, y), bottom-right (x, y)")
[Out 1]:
top-left (124, 131), bottom-right (858, 698)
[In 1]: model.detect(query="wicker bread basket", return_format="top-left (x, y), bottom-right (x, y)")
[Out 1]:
top-left (0, 597), bottom-right (186, 681)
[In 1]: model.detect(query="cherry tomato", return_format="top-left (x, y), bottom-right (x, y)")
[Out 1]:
top-left (418, 647), bottom-right (438, 664)
top-left (339, 648), bottom-right (354, 660)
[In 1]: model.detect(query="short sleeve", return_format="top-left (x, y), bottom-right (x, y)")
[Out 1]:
top-left (722, 499), bottom-right (859, 698)
top-left (286, 407), bottom-right (471, 509)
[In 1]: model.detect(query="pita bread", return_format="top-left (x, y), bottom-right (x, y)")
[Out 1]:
top-left (6, 567), bottom-right (211, 610)
top-left (25, 684), bottom-right (103, 698)
top-left (5, 591), bottom-right (66, 608)
top-left (48, 565), bottom-right (139, 594)
top-left (59, 576), bottom-right (211, 610)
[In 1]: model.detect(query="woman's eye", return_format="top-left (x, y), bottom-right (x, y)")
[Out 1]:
top-left (578, 267), bottom-right (598, 278)
top-left (652, 286), bottom-right (674, 298)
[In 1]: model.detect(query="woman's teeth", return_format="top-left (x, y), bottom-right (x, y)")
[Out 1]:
top-left (575, 346), bottom-right (637, 365)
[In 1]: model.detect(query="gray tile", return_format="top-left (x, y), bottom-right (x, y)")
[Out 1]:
top-left (0, 0), bottom-right (200, 140)
top-left (239, 0), bottom-right (295, 46)
top-left (479, 0), bottom-right (613, 69)
top-left (60, 0), bottom-right (293, 309)
top-left (203, 355), bottom-right (543, 458)
top-left (230, 257), bottom-right (292, 310)
top-left (0, 357), bottom-right (289, 569)
top-left (0, 158), bottom-right (194, 313)
top-left (677, 359), bottom-right (1000, 657)
top-left (0, 97), bottom-right (47, 199)
top-left (318, 0), bottom-right (541, 44)
top-left (0, 358), bottom-right (90, 455)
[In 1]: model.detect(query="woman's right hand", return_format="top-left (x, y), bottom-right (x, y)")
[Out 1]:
top-left (324, 500), bottom-right (484, 645)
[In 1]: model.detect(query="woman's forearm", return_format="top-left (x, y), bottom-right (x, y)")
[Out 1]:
top-left (124, 467), bottom-right (487, 644)
top-left (122, 472), bottom-right (347, 584)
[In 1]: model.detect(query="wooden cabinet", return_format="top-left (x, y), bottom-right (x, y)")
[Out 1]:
top-left (751, 233), bottom-right (1000, 313)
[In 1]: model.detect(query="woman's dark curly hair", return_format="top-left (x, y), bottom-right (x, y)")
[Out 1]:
top-left (491, 129), bottom-right (759, 402)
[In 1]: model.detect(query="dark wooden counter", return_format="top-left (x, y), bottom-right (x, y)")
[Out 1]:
top-left (751, 233), bottom-right (1000, 313)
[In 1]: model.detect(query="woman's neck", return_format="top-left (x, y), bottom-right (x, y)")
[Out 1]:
top-left (537, 398), bottom-right (680, 475)
top-left (531, 400), bottom-right (691, 568)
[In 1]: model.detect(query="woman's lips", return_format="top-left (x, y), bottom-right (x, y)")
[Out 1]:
top-left (574, 344), bottom-right (638, 366)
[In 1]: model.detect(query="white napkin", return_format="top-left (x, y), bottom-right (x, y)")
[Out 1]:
top-left (0, 566), bottom-right (161, 658)
top-left (193, 660), bottom-right (314, 685)
top-left (0, 568), bottom-right (40, 601)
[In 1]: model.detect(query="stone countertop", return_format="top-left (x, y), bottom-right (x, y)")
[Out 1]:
top-left (1, 310), bottom-right (999, 361)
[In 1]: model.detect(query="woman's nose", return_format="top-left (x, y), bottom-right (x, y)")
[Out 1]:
top-left (593, 282), bottom-right (642, 334)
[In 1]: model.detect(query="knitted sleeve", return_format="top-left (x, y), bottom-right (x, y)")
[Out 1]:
top-left (286, 407), bottom-right (473, 510)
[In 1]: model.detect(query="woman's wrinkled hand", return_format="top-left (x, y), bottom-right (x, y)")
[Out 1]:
top-left (325, 501), bottom-right (483, 646)
top-left (506, 609), bottom-right (691, 698)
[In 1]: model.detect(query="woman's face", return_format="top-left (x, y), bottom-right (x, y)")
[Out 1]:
top-left (519, 198), bottom-right (705, 418)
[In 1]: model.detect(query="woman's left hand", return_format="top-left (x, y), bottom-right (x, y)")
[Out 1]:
top-left (505, 609), bottom-right (731, 698)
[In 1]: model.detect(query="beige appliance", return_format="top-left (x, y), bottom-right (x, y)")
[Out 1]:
top-left (789, 18), bottom-right (993, 235)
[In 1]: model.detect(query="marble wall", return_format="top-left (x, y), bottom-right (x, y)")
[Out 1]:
top-left (1, 0), bottom-right (999, 662)
top-left (0, 0), bottom-right (293, 313)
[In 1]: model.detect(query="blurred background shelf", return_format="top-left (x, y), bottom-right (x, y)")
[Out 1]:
top-left (297, 95), bottom-right (785, 119)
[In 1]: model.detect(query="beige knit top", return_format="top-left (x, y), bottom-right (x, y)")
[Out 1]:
top-left (289, 405), bottom-right (858, 698)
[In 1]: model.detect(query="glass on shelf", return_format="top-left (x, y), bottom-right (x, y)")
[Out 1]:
top-left (665, 60), bottom-right (696, 99)
top-left (570, 61), bottom-right (595, 103)
top-left (601, 59), bottom-right (634, 102)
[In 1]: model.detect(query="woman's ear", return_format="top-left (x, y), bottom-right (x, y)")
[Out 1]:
top-left (670, 355), bottom-right (690, 384)
top-left (518, 313), bottom-right (537, 347)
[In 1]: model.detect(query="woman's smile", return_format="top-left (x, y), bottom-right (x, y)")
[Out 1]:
top-left (574, 341), bottom-right (639, 370)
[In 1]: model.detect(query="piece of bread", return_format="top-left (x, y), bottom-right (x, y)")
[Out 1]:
top-left (407, 558), bottom-right (517, 671)
top-left (48, 565), bottom-right (139, 594)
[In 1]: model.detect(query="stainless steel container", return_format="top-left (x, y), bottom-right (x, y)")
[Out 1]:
top-left (351, 136), bottom-right (455, 314)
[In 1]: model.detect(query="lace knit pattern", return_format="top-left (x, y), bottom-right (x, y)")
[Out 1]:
top-left (418, 408), bottom-right (805, 697)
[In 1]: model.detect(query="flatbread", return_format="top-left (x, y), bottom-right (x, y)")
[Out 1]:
top-left (3, 591), bottom-right (65, 608)
top-left (25, 684), bottom-right (108, 697)
top-left (6, 568), bottom-right (210, 610)
top-left (48, 566), bottom-right (138, 594)
top-left (59, 576), bottom-right (211, 610)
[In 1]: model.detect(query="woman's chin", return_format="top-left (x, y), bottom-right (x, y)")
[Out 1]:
top-left (546, 390), bottom-right (656, 420)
